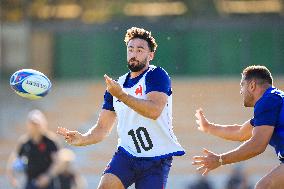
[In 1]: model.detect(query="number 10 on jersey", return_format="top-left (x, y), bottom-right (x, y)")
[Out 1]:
top-left (128, 127), bottom-right (153, 153)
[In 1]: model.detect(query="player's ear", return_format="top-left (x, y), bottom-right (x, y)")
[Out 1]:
top-left (148, 52), bottom-right (154, 61)
top-left (249, 80), bottom-right (256, 91)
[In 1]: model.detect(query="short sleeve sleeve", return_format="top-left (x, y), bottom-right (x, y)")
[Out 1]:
top-left (17, 136), bottom-right (29, 157)
top-left (102, 91), bottom-right (115, 111)
top-left (18, 144), bottom-right (25, 157)
top-left (145, 67), bottom-right (171, 95)
top-left (250, 118), bottom-right (255, 126)
top-left (253, 95), bottom-right (282, 127)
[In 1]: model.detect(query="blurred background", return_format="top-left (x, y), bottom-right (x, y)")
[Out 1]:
top-left (1, 0), bottom-right (284, 188)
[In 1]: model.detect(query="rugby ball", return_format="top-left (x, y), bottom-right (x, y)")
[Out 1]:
top-left (10, 69), bottom-right (52, 100)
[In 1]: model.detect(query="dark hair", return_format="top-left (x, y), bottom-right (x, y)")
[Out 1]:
top-left (124, 27), bottom-right (158, 52)
top-left (242, 65), bottom-right (273, 85)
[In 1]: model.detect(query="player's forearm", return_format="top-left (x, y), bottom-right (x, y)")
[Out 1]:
top-left (81, 125), bottom-right (109, 145)
top-left (208, 123), bottom-right (245, 141)
top-left (221, 137), bottom-right (265, 165)
top-left (119, 92), bottom-right (162, 120)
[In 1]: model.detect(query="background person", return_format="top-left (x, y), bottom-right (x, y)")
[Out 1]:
top-left (6, 109), bottom-right (59, 189)
top-left (53, 148), bottom-right (87, 189)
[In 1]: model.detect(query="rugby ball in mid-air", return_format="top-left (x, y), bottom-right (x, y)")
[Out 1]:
top-left (10, 69), bottom-right (52, 100)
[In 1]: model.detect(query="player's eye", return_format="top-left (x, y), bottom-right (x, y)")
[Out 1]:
top-left (137, 49), bottom-right (145, 53)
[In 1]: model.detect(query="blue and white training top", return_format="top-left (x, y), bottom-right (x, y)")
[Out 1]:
top-left (250, 87), bottom-right (284, 162)
top-left (103, 65), bottom-right (185, 159)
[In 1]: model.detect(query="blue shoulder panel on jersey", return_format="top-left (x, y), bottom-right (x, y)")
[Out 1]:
top-left (145, 67), bottom-right (171, 96)
top-left (253, 87), bottom-right (283, 127)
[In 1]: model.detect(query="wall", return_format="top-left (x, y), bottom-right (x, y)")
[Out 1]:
top-left (52, 18), bottom-right (284, 79)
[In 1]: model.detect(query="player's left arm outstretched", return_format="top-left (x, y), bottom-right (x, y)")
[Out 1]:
top-left (195, 108), bottom-right (253, 141)
top-left (57, 109), bottom-right (116, 146)
top-left (192, 109), bottom-right (274, 175)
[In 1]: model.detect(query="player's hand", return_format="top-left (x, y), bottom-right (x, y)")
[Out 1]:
top-left (195, 108), bottom-right (211, 133)
top-left (104, 74), bottom-right (125, 99)
top-left (192, 148), bottom-right (221, 176)
top-left (57, 127), bottom-right (85, 146)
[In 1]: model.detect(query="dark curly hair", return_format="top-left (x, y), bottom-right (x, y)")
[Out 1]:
top-left (124, 27), bottom-right (158, 52)
top-left (242, 65), bottom-right (273, 85)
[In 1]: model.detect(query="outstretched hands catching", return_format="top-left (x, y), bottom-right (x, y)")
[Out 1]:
top-left (57, 127), bottom-right (85, 146)
top-left (195, 108), bottom-right (211, 133)
top-left (193, 108), bottom-right (222, 175)
top-left (192, 148), bottom-right (222, 176)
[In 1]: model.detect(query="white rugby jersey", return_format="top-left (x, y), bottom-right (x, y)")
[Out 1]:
top-left (113, 65), bottom-right (185, 158)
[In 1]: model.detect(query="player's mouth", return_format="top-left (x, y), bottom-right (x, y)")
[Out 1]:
top-left (130, 60), bottom-right (139, 64)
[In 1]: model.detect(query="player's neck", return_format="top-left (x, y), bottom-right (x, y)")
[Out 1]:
top-left (253, 84), bottom-right (272, 105)
top-left (130, 65), bottom-right (149, 78)
top-left (31, 134), bottom-right (43, 143)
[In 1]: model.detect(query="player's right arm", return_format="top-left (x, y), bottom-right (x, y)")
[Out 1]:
top-left (195, 108), bottom-right (252, 141)
top-left (57, 109), bottom-right (116, 146)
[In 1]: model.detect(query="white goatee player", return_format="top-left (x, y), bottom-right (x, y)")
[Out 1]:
top-left (113, 65), bottom-right (185, 158)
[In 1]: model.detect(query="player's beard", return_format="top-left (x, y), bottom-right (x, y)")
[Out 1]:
top-left (127, 57), bottom-right (147, 72)
top-left (243, 91), bottom-right (254, 107)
